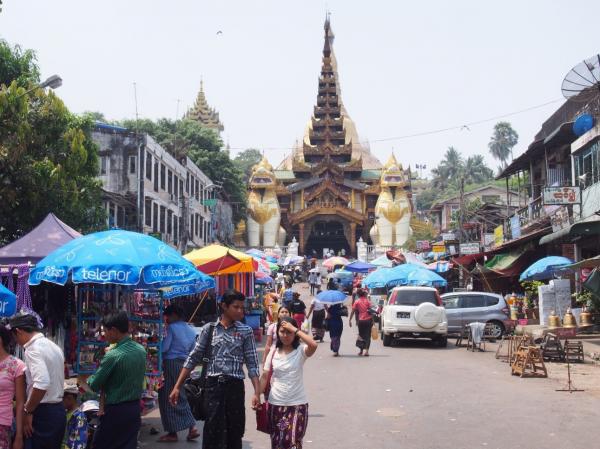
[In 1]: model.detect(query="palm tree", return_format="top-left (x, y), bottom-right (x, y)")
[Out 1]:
top-left (488, 122), bottom-right (518, 169)
top-left (464, 155), bottom-right (494, 184)
top-left (431, 147), bottom-right (464, 189)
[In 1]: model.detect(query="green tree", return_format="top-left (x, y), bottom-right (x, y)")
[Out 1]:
top-left (464, 155), bottom-right (494, 184)
top-left (233, 148), bottom-right (263, 182)
top-left (0, 40), bottom-right (104, 245)
top-left (488, 121), bottom-right (518, 169)
top-left (431, 146), bottom-right (463, 189)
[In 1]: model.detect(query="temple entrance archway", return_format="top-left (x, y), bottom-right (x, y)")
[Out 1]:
top-left (304, 220), bottom-right (350, 258)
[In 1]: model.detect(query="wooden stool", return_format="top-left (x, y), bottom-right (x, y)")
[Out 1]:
top-left (564, 341), bottom-right (584, 363)
top-left (541, 333), bottom-right (565, 362)
top-left (511, 346), bottom-right (548, 378)
top-left (455, 325), bottom-right (470, 347)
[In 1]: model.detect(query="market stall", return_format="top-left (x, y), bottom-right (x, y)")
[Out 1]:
top-left (29, 229), bottom-right (214, 410)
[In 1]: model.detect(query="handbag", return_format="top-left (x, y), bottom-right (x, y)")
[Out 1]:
top-left (355, 337), bottom-right (366, 350)
top-left (340, 305), bottom-right (349, 317)
top-left (371, 325), bottom-right (379, 341)
top-left (256, 349), bottom-right (276, 434)
top-left (184, 323), bottom-right (215, 421)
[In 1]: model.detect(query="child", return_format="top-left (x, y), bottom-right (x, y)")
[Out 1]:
top-left (62, 383), bottom-right (88, 449)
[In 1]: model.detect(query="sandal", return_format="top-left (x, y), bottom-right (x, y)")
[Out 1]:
top-left (158, 434), bottom-right (178, 443)
top-left (187, 429), bottom-right (201, 441)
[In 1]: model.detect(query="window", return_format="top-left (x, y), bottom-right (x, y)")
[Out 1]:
top-left (485, 295), bottom-right (500, 306)
top-left (160, 206), bottom-right (166, 233)
top-left (167, 210), bottom-right (173, 235)
top-left (460, 295), bottom-right (487, 308)
top-left (145, 151), bottom-right (152, 180)
top-left (195, 180), bottom-right (200, 201)
top-left (174, 176), bottom-right (179, 198)
top-left (167, 170), bottom-right (172, 194)
top-left (174, 216), bottom-right (179, 242)
top-left (179, 180), bottom-right (184, 198)
top-left (574, 141), bottom-right (600, 188)
top-left (190, 176), bottom-right (195, 198)
top-left (442, 296), bottom-right (459, 309)
top-left (129, 155), bottom-right (137, 174)
top-left (153, 162), bottom-right (159, 192)
top-left (100, 156), bottom-right (108, 175)
top-left (190, 215), bottom-right (194, 238)
top-left (186, 173), bottom-right (190, 193)
top-left (388, 289), bottom-right (438, 306)
top-left (195, 214), bottom-right (200, 237)
top-left (152, 203), bottom-right (158, 233)
top-left (160, 164), bottom-right (166, 190)
top-left (200, 216), bottom-right (204, 241)
top-left (144, 198), bottom-right (152, 227)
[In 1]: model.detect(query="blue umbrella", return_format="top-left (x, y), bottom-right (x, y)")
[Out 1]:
top-left (344, 260), bottom-right (377, 273)
top-left (30, 230), bottom-right (200, 287)
top-left (386, 263), bottom-right (428, 287)
top-left (255, 275), bottom-right (274, 285)
top-left (316, 289), bottom-right (347, 305)
top-left (370, 255), bottom-right (393, 268)
top-left (519, 256), bottom-right (573, 282)
top-left (246, 248), bottom-right (266, 259)
top-left (0, 284), bottom-right (17, 317)
top-left (157, 271), bottom-right (215, 299)
top-left (362, 268), bottom-right (392, 288)
top-left (406, 268), bottom-right (447, 287)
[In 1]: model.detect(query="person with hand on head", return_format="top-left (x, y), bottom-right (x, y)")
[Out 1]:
top-left (80, 311), bottom-right (146, 449)
top-left (169, 290), bottom-right (260, 449)
top-left (0, 322), bottom-right (26, 449)
top-left (9, 312), bottom-right (65, 449)
top-left (62, 383), bottom-right (87, 449)
top-left (262, 306), bottom-right (291, 367)
top-left (157, 304), bottom-right (199, 443)
top-left (259, 317), bottom-right (317, 449)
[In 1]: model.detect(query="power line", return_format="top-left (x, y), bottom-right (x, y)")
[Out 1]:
top-left (226, 98), bottom-right (562, 152)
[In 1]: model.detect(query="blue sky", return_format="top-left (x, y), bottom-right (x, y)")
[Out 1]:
top-left (1, 0), bottom-right (599, 175)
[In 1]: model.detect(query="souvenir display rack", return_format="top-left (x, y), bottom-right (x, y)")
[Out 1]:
top-left (76, 283), bottom-right (164, 380)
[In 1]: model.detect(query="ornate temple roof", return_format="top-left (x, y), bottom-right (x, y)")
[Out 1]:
top-left (186, 80), bottom-right (224, 132)
top-left (277, 18), bottom-right (382, 171)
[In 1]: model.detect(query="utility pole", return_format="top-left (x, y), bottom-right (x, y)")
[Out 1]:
top-left (458, 176), bottom-right (465, 244)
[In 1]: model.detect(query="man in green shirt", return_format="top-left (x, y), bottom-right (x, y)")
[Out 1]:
top-left (84, 311), bottom-right (146, 449)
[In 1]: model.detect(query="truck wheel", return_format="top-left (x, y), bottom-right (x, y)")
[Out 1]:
top-left (383, 333), bottom-right (392, 347)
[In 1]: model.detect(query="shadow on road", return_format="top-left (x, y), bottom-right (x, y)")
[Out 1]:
top-left (390, 339), bottom-right (461, 350)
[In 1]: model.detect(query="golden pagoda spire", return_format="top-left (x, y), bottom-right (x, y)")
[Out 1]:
top-left (185, 80), bottom-right (224, 132)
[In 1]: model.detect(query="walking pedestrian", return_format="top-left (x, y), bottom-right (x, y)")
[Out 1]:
top-left (62, 383), bottom-right (88, 449)
top-left (349, 289), bottom-right (374, 356)
top-left (259, 317), bottom-right (318, 449)
top-left (169, 289), bottom-right (260, 449)
top-left (308, 271), bottom-right (318, 296)
top-left (325, 303), bottom-right (344, 357)
top-left (306, 291), bottom-right (326, 342)
top-left (9, 313), bottom-right (65, 449)
top-left (83, 311), bottom-right (146, 449)
top-left (0, 323), bottom-right (25, 449)
top-left (262, 306), bottom-right (291, 366)
top-left (157, 305), bottom-right (200, 443)
top-left (290, 292), bottom-right (307, 329)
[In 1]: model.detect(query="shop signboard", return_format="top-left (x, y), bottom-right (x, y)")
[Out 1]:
top-left (483, 233), bottom-right (495, 248)
top-left (416, 240), bottom-right (431, 251)
top-left (551, 206), bottom-right (572, 232)
top-left (459, 242), bottom-right (480, 255)
top-left (432, 244), bottom-right (446, 253)
top-left (441, 232), bottom-right (456, 241)
top-left (493, 225), bottom-right (503, 247)
top-left (554, 327), bottom-right (577, 338)
top-left (510, 215), bottom-right (521, 239)
top-left (543, 186), bottom-right (581, 205)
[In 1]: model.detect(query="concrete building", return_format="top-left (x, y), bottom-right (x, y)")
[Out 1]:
top-left (93, 122), bottom-right (215, 251)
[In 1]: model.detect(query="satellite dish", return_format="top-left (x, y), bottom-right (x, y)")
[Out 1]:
top-left (573, 113), bottom-right (595, 136)
top-left (562, 54), bottom-right (600, 102)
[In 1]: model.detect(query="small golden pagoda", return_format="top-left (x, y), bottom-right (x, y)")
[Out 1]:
top-left (186, 80), bottom-right (224, 132)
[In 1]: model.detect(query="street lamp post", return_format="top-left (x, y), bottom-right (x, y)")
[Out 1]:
top-left (15, 74), bottom-right (63, 98)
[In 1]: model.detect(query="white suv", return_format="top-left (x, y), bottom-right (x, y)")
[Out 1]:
top-left (380, 286), bottom-right (448, 347)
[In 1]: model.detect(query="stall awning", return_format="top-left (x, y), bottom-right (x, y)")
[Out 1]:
top-left (539, 221), bottom-right (600, 245)
top-left (473, 244), bottom-right (531, 277)
top-left (452, 253), bottom-right (486, 266)
top-left (566, 255), bottom-right (600, 270)
top-left (185, 245), bottom-right (258, 275)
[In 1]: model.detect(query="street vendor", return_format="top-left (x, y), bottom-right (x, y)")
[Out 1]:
top-left (80, 312), bottom-right (146, 449)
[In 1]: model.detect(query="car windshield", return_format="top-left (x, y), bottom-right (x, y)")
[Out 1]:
top-left (389, 290), bottom-right (438, 306)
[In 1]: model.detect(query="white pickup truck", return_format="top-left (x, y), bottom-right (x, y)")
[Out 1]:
top-left (380, 286), bottom-right (448, 347)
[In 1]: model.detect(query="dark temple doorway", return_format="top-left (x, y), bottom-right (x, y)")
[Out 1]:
top-left (305, 220), bottom-right (350, 257)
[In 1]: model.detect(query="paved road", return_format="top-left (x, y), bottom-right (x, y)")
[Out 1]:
top-left (140, 284), bottom-right (600, 449)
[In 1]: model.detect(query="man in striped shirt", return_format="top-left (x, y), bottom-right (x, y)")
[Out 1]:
top-left (84, 311), bottom-right (146, 449)
top-left (170, 289), bottom-right (260, 449)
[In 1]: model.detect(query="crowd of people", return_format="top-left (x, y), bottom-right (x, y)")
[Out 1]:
top-left (0, 260), bottom-right (373, 449)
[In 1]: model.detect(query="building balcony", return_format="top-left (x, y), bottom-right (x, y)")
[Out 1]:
top-left (309, 129), bottom-right (346, 140)
top-left (314, 105), bottom-right (341, 117)
top-left (505, 195), bottom-right (548, 239)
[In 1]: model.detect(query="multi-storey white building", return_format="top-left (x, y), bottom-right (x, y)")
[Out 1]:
top-left (92, 123), bottom-right (214, 251)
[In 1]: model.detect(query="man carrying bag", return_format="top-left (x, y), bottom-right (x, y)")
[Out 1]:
top-left (170, 290), bottom-right (260, 449)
